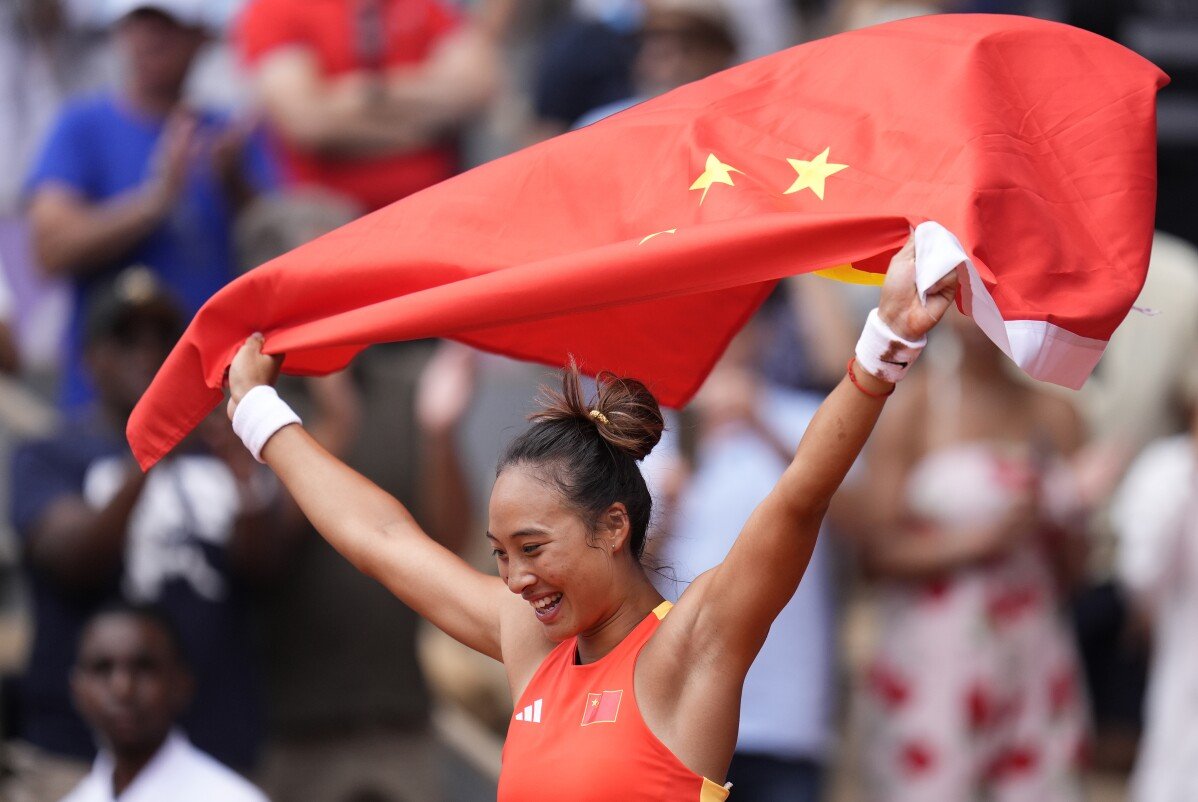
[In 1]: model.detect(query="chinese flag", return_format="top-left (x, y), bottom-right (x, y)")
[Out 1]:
top-left (581, 690), bottom-right (623, 726)
top-left (128, 14), bottom-right (1165, 469)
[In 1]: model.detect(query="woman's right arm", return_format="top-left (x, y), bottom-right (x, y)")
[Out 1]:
top-left (229, 336), bottom-right (510, 661)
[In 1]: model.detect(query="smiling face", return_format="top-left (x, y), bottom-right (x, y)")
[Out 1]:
top-left (488, 465), bottom-right (627, 641)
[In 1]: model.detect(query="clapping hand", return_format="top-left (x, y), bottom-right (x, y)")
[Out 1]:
top-left (415, 341), bottom-right (477, 436)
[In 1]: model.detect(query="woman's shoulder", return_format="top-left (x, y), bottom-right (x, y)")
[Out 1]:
top-left (640, 572), bottom-right (716, 669)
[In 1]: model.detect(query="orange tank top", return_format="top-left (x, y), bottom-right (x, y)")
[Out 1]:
top-left (498, 601), bottom-right (730, 801)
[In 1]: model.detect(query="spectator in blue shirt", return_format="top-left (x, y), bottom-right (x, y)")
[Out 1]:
top-left (24, 0), bottom-right (274, 410)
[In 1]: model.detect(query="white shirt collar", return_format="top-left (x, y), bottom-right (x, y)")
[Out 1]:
top-left (83, 729), bottom-right (189, 801)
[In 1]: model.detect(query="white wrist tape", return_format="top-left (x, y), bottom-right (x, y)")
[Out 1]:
top-left (231, 385), bottom-right (301, 463)
top-left (854, 308), bottom-right (926, 383)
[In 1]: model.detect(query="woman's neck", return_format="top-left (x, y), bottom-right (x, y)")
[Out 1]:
top-left (575, 573), bottom-right (663, 665)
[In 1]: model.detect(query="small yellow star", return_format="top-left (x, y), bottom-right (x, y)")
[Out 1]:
top-left (591, 699), bottom-right (600, 707)
top-left (784, 147), bottom-right (848, 200)
top-left (689, 153), bottom-right (741, 205)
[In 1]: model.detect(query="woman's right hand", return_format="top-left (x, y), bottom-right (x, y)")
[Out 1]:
top-left (227, 333), bottom-right (283, 420)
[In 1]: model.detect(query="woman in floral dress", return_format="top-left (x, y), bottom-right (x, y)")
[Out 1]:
top-left (849, 314), bottom-right (1090, 802)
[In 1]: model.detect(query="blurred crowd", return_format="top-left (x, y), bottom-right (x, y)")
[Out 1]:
top-left (0, 0), bottom-right (1196, 800)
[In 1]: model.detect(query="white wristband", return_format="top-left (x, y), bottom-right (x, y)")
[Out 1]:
top-left (231, 385), bottom-right (301, 463)
top-left (854, 308), bottom-right (926, 383)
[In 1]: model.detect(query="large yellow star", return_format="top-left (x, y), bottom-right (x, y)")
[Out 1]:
top-left (784, 147), bottom-right (848, 200)
top-left (689, 153), bottom-right (741, 205)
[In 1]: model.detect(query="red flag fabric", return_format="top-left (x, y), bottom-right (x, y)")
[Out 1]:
top-left (127, 13), bottom-right (1166, 469)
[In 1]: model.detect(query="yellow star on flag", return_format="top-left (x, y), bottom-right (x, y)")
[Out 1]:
top-left (784, 147), bottom-right (848, 200)
top-left (639, 229), bottom-right (677, 245)
top-left (690, 153), bottom-right (741, 205)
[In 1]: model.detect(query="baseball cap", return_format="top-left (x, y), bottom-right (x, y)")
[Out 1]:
top-left (105, 0), bottom-right (208, 28)
top-left (84, 267), bottom-right (184, 347)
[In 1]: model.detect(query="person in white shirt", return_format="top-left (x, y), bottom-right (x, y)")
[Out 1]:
top-left (1111, 370), bottom-right (1198, 802)
top-left (61, 604), bottom-right (267, 802)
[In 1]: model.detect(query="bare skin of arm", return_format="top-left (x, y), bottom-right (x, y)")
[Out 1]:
top-left (226, 343), bottom-right (540, 665)
top-left (637, 237), bottom-right (962, 780)
top-left (30, 185), bottom-right (174, 279)
top-left (861, 507), bottom-right (1038, 580)
top-left (30, 113), bottom-right (195, 278)
top-left (194, 411), bottom-right (297, 583)
top-left (254, 49), bottom-right (433, 157)
top-left (253, 27), bottom-right (496, 160)
top-left (25, 466), bottom-right (146, 590)
top-left (222, 372), bottom-right (365, 583)
top-left (414, 342), bottom-right (476, 555)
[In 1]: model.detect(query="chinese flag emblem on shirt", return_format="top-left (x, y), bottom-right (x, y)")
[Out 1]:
top-left (127, 14), bottom-right (1166, 469)
top-left (581, 690), bottom-right (623, 726)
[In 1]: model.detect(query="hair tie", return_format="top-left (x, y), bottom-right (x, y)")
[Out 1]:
top-left (589, 409), bottom-right (610, 426)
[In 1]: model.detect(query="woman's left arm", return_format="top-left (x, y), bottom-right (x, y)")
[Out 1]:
top-left (681, 234), bottom-right (959, 670)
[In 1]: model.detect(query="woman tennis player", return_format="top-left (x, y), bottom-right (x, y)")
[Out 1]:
top-left (225, 232), bottom-right (958, 800)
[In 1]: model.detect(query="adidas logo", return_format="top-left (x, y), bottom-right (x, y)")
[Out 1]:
top-left (514, 699), bottom-right (543, 723)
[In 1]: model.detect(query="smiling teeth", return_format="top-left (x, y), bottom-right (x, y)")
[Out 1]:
top-left (533, 594), bottom-right (561, 611)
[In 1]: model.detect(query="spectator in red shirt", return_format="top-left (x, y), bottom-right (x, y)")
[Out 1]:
top-left (236, 0), bottom-right (498, 213)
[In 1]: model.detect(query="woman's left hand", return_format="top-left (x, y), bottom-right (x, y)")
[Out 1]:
top-left (877, 233), bottom-right (960, 341)
top-left (226, 333), bottom-right (283, 420)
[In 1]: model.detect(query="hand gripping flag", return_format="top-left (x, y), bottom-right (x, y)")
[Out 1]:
top-left (128, 13), bottom-right (1166, 469)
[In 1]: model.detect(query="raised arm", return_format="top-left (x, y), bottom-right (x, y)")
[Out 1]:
top-left (226, 336), bottom-right (509, 660)
top-left (414, 341), bottom-right (477, 555)
top-left (680, 235), bottom-right (959, 670)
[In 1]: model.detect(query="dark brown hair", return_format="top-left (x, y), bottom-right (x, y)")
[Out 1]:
top-left (498, 360), bottom-right (664, 561)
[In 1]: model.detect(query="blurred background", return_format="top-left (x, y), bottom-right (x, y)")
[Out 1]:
top-left (1, 0), bottom-right (1196, 800)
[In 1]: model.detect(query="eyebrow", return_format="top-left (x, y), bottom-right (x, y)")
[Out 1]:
top-left (485, 528), bottom-right (550, 541)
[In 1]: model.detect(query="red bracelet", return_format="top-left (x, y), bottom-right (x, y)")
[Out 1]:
top-left (846, 357), bottom-right (895, 398)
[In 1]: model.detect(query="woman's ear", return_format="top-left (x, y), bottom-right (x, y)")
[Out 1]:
top-left (603, 503), bottom-right (631, 552)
